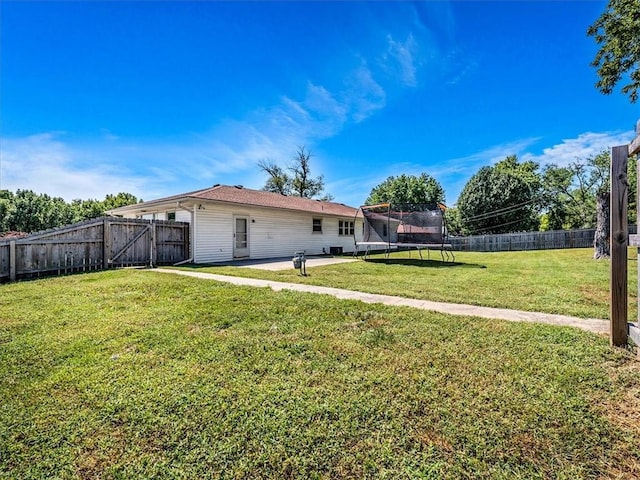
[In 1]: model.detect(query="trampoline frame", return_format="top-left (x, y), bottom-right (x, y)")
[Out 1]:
top-left (353, 203), bottom-right (455, 262)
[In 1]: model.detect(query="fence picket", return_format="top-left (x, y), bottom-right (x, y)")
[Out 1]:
top-left (449, 227), bottom-right (636, 252)
top-left (0, 217), bottom-right (189, 282)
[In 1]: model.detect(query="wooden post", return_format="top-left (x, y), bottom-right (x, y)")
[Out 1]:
top-left (610, 145), bottom-right (629, 347)
top-left (150, 222), bottom-right (157, 267)
top-left (103, 218), bottom-right (111, 269)
top-left (631, 121), bottom-right (640, 350)
top-left (9, 241), bottom-right (16, 282)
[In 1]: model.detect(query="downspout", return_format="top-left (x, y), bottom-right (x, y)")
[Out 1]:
top-left (173, 201), bottom-right (195, 265)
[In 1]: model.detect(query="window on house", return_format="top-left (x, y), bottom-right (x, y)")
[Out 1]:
top-left (167, 212), bottom-right (176, 221)
top-left (339, 220), bottom-right (355, 236)
top-left (312, 218), bottom-right (322, 233)
top-left (382, 223), bottom-right (388, 238)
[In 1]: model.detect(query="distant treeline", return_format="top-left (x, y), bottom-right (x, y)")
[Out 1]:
top-left (0, 190), bottom-right (139, 234)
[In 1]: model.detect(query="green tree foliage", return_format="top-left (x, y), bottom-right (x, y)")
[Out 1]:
top-left (542, 150), bottom-right (637, 229)
top-left (443, 206), bottom-right (463, 236)
top-left (257, 160), bottom-right (291, 195)
top-left (258, 146), bottom-right (332, 200)
top-left (103, 193), bottom-right (140, 211)
top-left (0, 190), bottom-right (139, 234)
top-left (365, 173), bottom-right (445, 206)
top-left (8, 190), bottom-right (74, 233)
top-left (457, 156), bottom-right (542, 234)
top-left (587, 0), bottom-right (640, 103)
top-left (0, 190), bottom-right (15, 233)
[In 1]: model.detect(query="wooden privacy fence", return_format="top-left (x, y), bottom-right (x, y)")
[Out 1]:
top-left (450, 227), bottom-right (637, 252)
top-left (0, 217), bottom-right (189, 282)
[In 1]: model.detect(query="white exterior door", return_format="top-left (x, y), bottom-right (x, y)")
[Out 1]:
top-left (233, 216), bottom-right (249, 258)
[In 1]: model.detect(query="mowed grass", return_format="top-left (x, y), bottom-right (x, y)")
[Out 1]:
top-left (178, 248), bottom-right (639, 320)
top-left (1, 270), bottom-right (640, 479)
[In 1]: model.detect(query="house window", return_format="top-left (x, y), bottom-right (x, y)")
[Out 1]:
top-left (339, 220), bottom-right (355, 236)
top-left (167, 212), bottom-right (176, 221)
top-left (382, 223), bottom-right (388, 238)
top-left (312, 218), bottom-right (322, 233)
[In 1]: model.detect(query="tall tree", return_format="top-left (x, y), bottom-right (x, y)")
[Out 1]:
top-left (593, 191), bottom-right (611, 259)
top-left (0, 191), bottom-right (140, 234)
top-left (71, 198), bottom-right (105, 222)
top-left (6, 190), bottom-right (74, 233)
top-left (457, 156), bottom-right (542, 235)
top-left (102, 192), bottom-right (140, 210)
top-left (540, 151), bottom-right (637, 229)
top-left (542, 160), bottom-right (606, 230)
top-left (365, 173), bottom-right (445, 206)
top-left (0, 190), bottom-right (15, 233)
top-left (257, 160), bottom-right (291, 195)
top-left (542, 150), bottom-right (637, 259)
top-left (288, 146), bottom-right (326, 199)
top-left (443, 206), bottom-right (463, 236)
top-left (587, 0), bottom-right (640, 103)
top-left (257, 146), bottom-right (332, 200)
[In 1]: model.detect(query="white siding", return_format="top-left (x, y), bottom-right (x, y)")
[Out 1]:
top-left (247, 209), bottom-right (361, 260)
top-left (117, 202), bottom-right (362, 263)
top-left (195, 204), bottom-right (362, 262)
top-left (175, 210), bottom-right (191, 222)
top-left (194, 208), bottom-right (234, 263)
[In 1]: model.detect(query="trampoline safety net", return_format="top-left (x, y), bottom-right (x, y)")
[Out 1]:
top-left (360, 203), bottom-right (447, 245)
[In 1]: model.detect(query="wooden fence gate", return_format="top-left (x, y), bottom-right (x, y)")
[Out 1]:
top-left (0, 217), bottom-right (189, 282)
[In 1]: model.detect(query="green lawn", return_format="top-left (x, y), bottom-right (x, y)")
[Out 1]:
top-left (177, 248), bottom-right (639, 320)
top-left (1, 270), bottom-right (639, 479)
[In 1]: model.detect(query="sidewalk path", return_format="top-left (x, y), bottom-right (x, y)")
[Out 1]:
top-left (153, 268), bottom-right (609, 335)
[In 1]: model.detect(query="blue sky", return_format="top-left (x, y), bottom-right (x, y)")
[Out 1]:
top-left (1, 1), bottom-right (638, 207)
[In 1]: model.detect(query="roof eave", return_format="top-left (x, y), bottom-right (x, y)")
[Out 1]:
top-left (106, 196), bottom-right (200, 215)
top-left (106, 192), bottom-right (357, 217)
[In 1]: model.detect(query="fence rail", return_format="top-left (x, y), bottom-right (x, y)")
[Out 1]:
top-left (0, 217), bottom-right (189, 282)
top-left (450, 226), bottom-right (637, 252)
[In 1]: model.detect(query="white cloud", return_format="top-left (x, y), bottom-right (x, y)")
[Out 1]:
top-left (383, 34), bottom-right (418, 87)
top-left (0, 24), bottom-right (430, 203)
top-left (432, 137), bottom-right (542, 178)
top-left (304, 83), bottom-right (348, 123)
top-left (344, 64), bottom-right (387, 123)
top-left (444, 48), bottom-right (478, 86)
top-left (437, 131), bottom-right (636, 204)
top-left (523, 131), bottom-right (635, 167)
top-left (0, 133), bottom-right (159, 201)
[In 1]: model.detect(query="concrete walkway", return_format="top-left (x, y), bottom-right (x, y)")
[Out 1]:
top-left (153, 268), bottom-right (609, 335)
top-left (210, 255), bottom-right (358, 271)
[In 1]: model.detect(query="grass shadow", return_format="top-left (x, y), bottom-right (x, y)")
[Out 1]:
top-left (363, 258), bottom-right (486, 269)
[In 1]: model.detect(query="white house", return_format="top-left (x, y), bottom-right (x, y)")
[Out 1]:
top-left (107, 184), bottom-right (363, 263)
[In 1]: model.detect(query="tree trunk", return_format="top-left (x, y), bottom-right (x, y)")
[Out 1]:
top-left (593, 191), bottom-right (610, 259)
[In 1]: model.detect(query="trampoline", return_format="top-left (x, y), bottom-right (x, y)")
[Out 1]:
top-left (354, 203), bottom-right (455, 262)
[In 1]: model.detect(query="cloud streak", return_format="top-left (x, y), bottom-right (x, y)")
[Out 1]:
top-left (330, 130), bottom-right (637, 207)
top-left (0, 133), bottom-right (159, 201)
top-left (383, 34), bottom-right (418, 87)
top-left (523, 131), bottom-right (635, 167)
top-left (439, 130), bottom-right (636, 204)
top-left (1, 26), bottom-right (417, 202)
